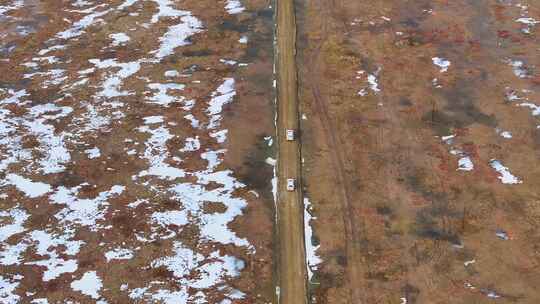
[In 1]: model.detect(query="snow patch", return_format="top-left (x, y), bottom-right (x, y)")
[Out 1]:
top-left (432, 57), bottom-right (451, 73)
top-left (489, 159), bottom-right (522, 184)
top-left (71, 271), bottom-right (103, 299)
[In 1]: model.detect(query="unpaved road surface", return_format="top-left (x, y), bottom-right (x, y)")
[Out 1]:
top-left (275, 0), bottom-right (308, 303)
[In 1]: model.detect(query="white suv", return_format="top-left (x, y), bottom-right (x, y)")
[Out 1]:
top-left (286, 178), bottom-right (296, 191)
top-left (286, 129), bottom-right (295, 141)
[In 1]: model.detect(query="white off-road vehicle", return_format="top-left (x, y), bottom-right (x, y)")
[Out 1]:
top-left (286, 129), bottom-right (295, 141)
top-left (286, 178), bottom-right (296, 191)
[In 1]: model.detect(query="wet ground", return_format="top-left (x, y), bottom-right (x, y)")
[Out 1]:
top-left (0, 0), bottom-right (275, 303)
top-left (297, 0), bottom-right (540, 303)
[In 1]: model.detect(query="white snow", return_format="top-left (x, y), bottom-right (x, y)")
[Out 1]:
top-left (164, 70), bottom-right (180, 77)
top-left (50, 185), bottom-right (125, 229)
top-left (0, 0), bottom-right (24, 18)
top-left (89, 59), bottom-right (142, 98)
top-left (151, 210), bottom-right (188, 228)
top-left (207, 78), bottom-right (236, 129)
top-left (85, 147), bottom-right (101, 159)
top-left (137, 125), bottom-right (185, 180)
top-left (490, 159), bottom-right (522, 184)
top-left (304, 197), bottom-right (322, 280)
top-left (210, 130), bottom-right (228, 144)
top-left (152, 12), bottom-right (203, 59)
top-left (516, 17), bottom-right (539, 33)
top-left (56, 7), bottom-right (111, 40)
top-left (25, 230), bottom-right (83, 281)
top-left (432, 57), bottom-right (451, 73)
top-left (143, 116), bottom-right (165, 124)
top-left (0, 207), bottom-right (29, 243)
top-left (508, 60), bottom-right (529, 78)
top-left (0, 275), bottom-right (21, 304)
top-left (496, 129), bottom-right (512, 139)
top-left (518, 102), bottom-right (540, 116)
top-left (105, 248), bottom-right (134, 262)
top-left (4, 174), bottom-right (51, 198)
top-left (71, 271), bottom-right (103, 299)
top-left (146, 83), bottom-right (185, 107)
top-left (367, 74), bottom-right (380, 93)
top-left (225, 0), bottom-right (245, 14)
top-left (181, 137), bottom-right (200, 152)
top-left (457, 156), bottom-right (474, 171)
top-left (109, 33), bottom-right (131, 46)
top-left (238, 36), bottom-right (248, 44)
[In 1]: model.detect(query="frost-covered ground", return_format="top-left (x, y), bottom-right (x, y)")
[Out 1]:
top-left (0, 0), bottom-right (274, 303)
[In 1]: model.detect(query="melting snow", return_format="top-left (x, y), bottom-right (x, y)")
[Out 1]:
top-left (225, 0), bottom-right (245, 14)
top-left (109, 32), bottom-right (131, 46)
top-left (0, 275), bottom-right (21, 304)
top-left (489, 159), bottom-right (522, 184)
top-left (71, 271), bottom-right (103, 299)
top-left (207, 78), bottom-right (236, 129)
top-left (164, 70), bottom-right (180, 77)
top-left (85, 147), bottom-right (101, 159)
top-left (50, 185), bottom-right (125, 229)
top-left (151, 8), bottom-right (203, 59)
top-left (457, 156), bottom-right (474, 171)
top-left (3, 174), bottom-right (52, 198)
top-left (508, 60), bottom-right (529, 78)
top-left (146, 83), bottom-right (185, 107)
top-left (304, 197), bottom-right (322, 280)
top-left (496, 129), bottom-right (512, 139)
top-left (56, 7), bottom-right (111, 40)
top-left (137, 125), bottom-right (185, 180)
top-left (238, 36), bottom-right (248, 44)
top-left (516, 17), bottom-right (539, 34)
top-left (432, 57), bottom-right (451, 73)
top-left (105, 248), bottom-right (134, 262)
top-left (0, 207), bottom-right (29, 243)
top-left (89, 59), bottom-right (142, 98)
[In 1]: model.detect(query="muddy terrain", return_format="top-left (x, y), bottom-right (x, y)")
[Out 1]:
top-left (297, 0), bottom-right (540, 303)
top-left (0, 0), bottom-right (275, 303)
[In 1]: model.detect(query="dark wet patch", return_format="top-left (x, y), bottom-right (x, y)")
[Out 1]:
top-left (182, 49), bottom-right (213, 57)
top-left (236, 135), bottom-right (273, 200)
top-left (412, 202), bottom-right (462, 244)
top-left (375, 205), bottom-right (393, 216)
top-left (399, 97), bottom-right (413, 106)
top-left (423, 79), bottom-right (497, 136)
top-left (395, 0), bottom-right (432, 29)
top-left (256, 8), bottom-right (273, 19)
top-left (52, 171), bottom-right (87, 188)
top-left (219, 20), bottom-right (249, 33)
top-left (400, 167), bottom-right (447, 203)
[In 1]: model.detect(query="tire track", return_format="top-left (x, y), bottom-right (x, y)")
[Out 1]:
top-left (301, 0), bottom-right (366, 302)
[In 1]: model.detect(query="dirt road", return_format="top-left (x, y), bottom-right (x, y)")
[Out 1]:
top-left (275, 0), bottom-right (308, 303)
